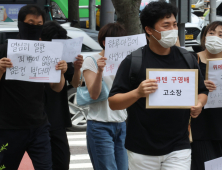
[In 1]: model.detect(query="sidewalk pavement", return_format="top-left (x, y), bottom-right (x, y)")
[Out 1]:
top-left (18, 152), bottom-right (34, 170)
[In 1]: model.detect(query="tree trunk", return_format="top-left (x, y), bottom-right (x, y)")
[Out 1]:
top-left (68, 0), bottom-right (80, 28)
top-left (111, 0), bottom-right (142, 35)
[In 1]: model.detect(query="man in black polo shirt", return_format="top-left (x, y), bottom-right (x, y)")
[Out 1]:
top-left (109, 2), bottom-right (208, 170)
top-left (0, 5), bottom-right (67, 170)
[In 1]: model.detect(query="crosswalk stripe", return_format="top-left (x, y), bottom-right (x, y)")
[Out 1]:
top-left (69, 163), bottom-right (93, 169)
top-left (67, 132), bottom-right (86, 135)
top-left (67, 135), bottom-right (86, 139)
top-left (68, 141), bottom-right (86, 146)
top-left (68, 132), bottom-right (92, 170)
top-left (70, 154), bottom-right (90, 160)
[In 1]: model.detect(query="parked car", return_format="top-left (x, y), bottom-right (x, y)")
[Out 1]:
top-left (0, 22), bottom-right (102, 132)
top-left (185, 13), bottom-right (204, 52)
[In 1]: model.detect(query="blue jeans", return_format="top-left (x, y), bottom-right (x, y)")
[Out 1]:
top-left (87, 120), bottom-right (128, 170)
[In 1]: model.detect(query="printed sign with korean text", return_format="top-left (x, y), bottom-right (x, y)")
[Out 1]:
top-left (6, 39), bottom-right (63, 83)
top-left (205, 58), bottom-right (222, 109)
top-left (104, 33), bottom-right (147, 76)
top-left (146, 69), bottom-right (198, 109)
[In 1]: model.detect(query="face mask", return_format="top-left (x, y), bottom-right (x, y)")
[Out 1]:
top-left (205, 36), bottom-right (222, 54)
top-left (152, 29), bottom-right (178, 48)
top-left (18, 21), bottom-right (43, 40)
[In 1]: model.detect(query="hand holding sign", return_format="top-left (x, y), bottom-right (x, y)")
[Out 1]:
top-left (56, 60), bottom-right (67, 74)
top-left (137, 79), bottom-right (158, 97)
top-left (97, 57), bottom-right (107, 73)
top-left (74, 55), bottom-right (84, 71)
top-left (0, 57), bottom-right (13, 73)
top-left (204, 80), bottom-right (216, 92)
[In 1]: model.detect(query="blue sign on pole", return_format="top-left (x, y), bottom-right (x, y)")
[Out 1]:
top-left (0, 4), bottom-right (26, 22)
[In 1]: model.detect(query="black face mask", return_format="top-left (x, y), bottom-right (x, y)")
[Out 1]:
top-left (18, 21), bottom-right (43, 40)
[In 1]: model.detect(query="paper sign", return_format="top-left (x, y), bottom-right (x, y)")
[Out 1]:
top-left (104, 33), bottom-right (147, 76)
top-left (146, 69), bottom-right (198, 109)
top-left (52, 37), bottom-right (83, 62)
top-left (205, 58), bottom-right (222, 109)
top-left (205, 157), bottom-right (222, 170)
top-left (6, 39), bottom-right (63, 83)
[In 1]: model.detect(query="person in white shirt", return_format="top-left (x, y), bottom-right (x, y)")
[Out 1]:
top-left (82, 23), bottom-right (128, 170)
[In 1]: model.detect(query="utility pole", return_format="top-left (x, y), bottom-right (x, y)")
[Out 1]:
top-left (100, 0), bottom-right (115, 28)
top-left (170, 0), bottom-right (191, 48)
top-left (89, 0), bottom-right (96, 30)
top-left (210, 0), bottom-right (216, 23)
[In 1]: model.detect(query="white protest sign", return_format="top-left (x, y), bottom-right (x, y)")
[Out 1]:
top-left (146, 69), bottom-right (198, 109)
top-left (205, 157), bottom-right (222, 170)
top-left (6, 39), bottom-right (63, 83)
top-left (52, 37), bottom-right (83, 62)
top-left (205, 58), bottom-right (222, 109)
top-left (104, 33), bottom-right (147, 76)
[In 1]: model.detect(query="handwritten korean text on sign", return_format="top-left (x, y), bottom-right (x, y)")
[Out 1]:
top-left (146, 69), bottom-right (198, 109)
top-left (104, 33), bottom-right (147, 76)
top-left (52, 37), bottom-right (83, 62)
top-left (6, 39), bottom-right (63, 83)
top-left (205, 58), bottom-right (222, 109)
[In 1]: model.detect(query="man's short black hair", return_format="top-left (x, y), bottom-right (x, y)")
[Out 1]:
top-left (18, 4), bottom-right (46, 23)
top-left (41, 21), bottom-right (67, 41)
top-left (140, 1), bottom-right (178, 31)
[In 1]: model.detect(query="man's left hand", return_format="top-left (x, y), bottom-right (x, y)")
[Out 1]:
top-left (56, 60), bottom-right (67, 74)
top-left (190, 102), bottom-right (203, 118)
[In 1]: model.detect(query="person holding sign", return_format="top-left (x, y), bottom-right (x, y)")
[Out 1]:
top-left (191, 21), bottom-right (222, 170)
top-left (109, 2), bottom-right (208, 170)
top-left (82, 23), bottom-right (128, 170)
top-left (0, 5), bottom-right (67, 170)
top-left (41, 21), bottom-right (83, 170)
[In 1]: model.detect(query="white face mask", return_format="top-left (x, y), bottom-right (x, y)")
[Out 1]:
top-left (152, 29), bottom-right (178, 48)
top-left (205, 36), bottom-right (222, 54)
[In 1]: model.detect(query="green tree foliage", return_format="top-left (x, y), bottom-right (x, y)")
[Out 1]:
top-left (0, 143), bottom-right (8, 170)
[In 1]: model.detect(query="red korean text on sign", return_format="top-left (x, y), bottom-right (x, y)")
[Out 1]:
top-left (106, 64), bottom-right (115, 73)
top-left (218, 64), bottom-right (222, 70)
top-left (184, 77), bottom-right (189, 83)
top-left (178, 77), bottom-right (183, 83)
top-left (162, 77), bottom-right (167, 83)
top-left (156, 77), bottom-right (160, 83)
top-left (171, 77), bottom-right (176, 83)
top-left (213, 65), bottom-right (217, 70)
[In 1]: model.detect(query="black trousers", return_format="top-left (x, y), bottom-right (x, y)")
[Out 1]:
top-left (191, 140), bottom-right (222, 170)
top-left (0, 123), bottom-right (52, 170)
top-left (49, 128), bottom-right (70, 170)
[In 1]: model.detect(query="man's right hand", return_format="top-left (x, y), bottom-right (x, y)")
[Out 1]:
top-left (97, 57), bottom-right (107, 73)
top-left (0, 58), bottom-right (13, 73)
top-left (136, 79), bottom-right (158, 98)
